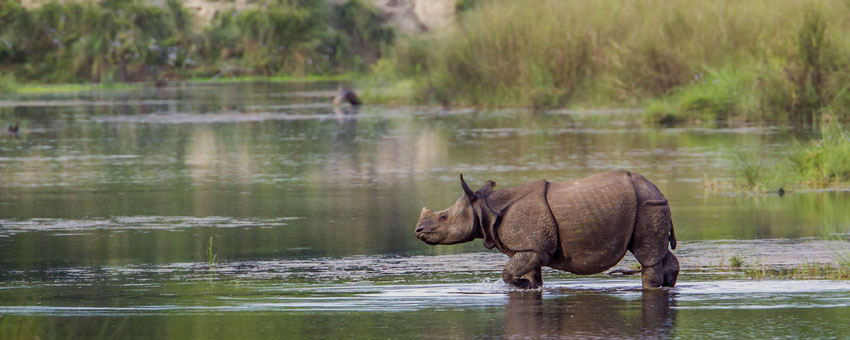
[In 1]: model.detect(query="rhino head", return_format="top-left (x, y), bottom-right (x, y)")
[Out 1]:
top-left (415, 174), bottom-right (495, 245)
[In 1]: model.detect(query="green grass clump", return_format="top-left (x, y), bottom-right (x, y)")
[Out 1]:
top-left (725, 123), bottom-right (850, 190)
top-left (646, 68), bottom-right (757, 124)
top-left (789, 124), bottom-right (850, 186)
top-left (728, 148), bottom-right (773, 192)
top-left (729, 255), bottom-right (744, 268)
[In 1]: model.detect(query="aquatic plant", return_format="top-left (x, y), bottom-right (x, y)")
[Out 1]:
top-left (728, 149), bottom-right (768, 192)
top-left (208, 236), bottom-right (218, 270)
top-left (729, 255), bottom-right (744, 268)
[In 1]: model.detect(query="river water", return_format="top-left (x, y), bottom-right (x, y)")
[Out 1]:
top-left (1, 82), bottom-right (849, 339)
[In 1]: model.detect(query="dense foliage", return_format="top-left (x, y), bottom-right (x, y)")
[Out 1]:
top-left (0, 0), bottom-right (394, 83)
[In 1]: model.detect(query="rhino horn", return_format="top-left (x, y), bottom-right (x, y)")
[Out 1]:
top-left (460, 174), bottom-right (477, 201)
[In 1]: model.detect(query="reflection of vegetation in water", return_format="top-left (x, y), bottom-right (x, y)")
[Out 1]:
top-left (207, 236), bottom-right (218, 270)
top-left (744, 262), bottom-right (850, 280)
top-left (699, 257), bottom-right (849, 280)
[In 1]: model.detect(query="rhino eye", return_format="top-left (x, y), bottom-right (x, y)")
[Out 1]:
top-left (439, 214), bottom-right (448, 222)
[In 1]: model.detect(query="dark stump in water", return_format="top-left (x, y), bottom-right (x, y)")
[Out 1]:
top-left (333, 88), bottom-right (362, 108)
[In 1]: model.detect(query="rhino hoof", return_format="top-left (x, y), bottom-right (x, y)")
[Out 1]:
top-left (511, 278), bottom-right (540, 290)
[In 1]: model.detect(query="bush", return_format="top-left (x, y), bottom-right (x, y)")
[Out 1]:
top-left (0, 0), bottom-right (395, 82)
top-left (645, 68), bottom-right (758, 123)
top-left (0, 0), bottom-right (196, 82)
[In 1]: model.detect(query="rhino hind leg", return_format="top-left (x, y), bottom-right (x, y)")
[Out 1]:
top-left (641, 251), bottom-right (680, 288)
top-left (630, 203), bottom-right (673, 269)
top-left (503, 251), bottom-right (543, 289)
top-left (632, 201), bottom-right (677, 289)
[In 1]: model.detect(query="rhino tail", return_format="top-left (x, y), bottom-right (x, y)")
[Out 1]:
top-left (668, 218), bottom-right (677, 250)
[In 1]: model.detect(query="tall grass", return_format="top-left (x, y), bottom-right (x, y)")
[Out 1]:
top-left (391, 0), bottom-right (850, 122)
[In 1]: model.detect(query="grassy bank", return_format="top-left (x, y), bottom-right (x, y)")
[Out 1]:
top-left (0, 0), bottom-right (393, 89)
top-left (379, 0), bottom-right (850, 123)
top-left (727, 124), bottom-right (850, 191)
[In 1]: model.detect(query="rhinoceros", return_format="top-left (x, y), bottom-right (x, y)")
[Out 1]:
top-left (414, 170), bottom-right (679, 289)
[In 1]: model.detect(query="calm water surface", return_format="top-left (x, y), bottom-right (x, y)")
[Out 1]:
top-left (1, 82), bottom-right (850, 339)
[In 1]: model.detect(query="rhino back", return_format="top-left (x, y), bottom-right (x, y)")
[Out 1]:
top-left (545, 170), bottom-right (637, 274)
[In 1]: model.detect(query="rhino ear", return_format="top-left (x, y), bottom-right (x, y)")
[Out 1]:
top-left (460, 174), bottom-right (478, 201)
top-left (476, 180), bottom-right (496, 197)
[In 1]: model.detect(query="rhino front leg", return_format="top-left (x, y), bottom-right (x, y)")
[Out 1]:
top-left (503, 252), bottom-right (543, 289)
top-left (521, 268), bottom-right (542, 287)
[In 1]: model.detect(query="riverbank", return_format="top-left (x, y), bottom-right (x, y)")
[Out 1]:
top-left (374, 0), bottom-right (850, 124)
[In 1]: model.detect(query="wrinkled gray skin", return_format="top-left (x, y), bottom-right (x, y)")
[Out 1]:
top-left (415, 170), bottom-right (679, 289)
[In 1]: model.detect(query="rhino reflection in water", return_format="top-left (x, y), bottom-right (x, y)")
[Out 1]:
top-left (503, 290), bottom-right (676, 338)
top-left (414, 170), bottom-right (679, 289)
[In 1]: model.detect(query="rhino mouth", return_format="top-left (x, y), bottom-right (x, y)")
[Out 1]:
top-left (416, 231), bottom-right (439, 245)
